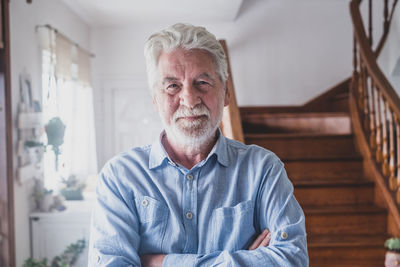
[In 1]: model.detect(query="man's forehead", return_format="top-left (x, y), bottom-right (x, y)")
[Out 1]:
top-left (158, 50), bottom-right (216, 72)
top-left (158, 48), bottom-right (214, 64)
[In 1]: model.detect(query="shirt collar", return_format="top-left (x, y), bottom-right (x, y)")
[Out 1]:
top-left (148, 129), bottom-right (230, 169)
top-left (148, 131), bottom-right (169, 169)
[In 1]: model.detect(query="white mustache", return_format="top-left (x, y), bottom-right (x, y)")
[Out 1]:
top-left (173, 105), bottom-right (210, 121)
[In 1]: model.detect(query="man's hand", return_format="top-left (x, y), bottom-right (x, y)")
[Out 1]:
top-left (248, 229), bottom-right (271, 250)
top-left (140, 254), bottom-right (166, 267)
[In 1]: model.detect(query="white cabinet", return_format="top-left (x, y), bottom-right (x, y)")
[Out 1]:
top-left (30, 200), bottom-right (94, 266)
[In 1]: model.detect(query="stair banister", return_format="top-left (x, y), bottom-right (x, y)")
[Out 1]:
top-left (350, 0), bottom-right (400, 232)
top-left (219, 40), bottom-right (245, 143)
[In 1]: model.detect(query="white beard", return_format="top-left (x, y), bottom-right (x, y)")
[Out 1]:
top-left (164, 104), bottom-right (223, 150)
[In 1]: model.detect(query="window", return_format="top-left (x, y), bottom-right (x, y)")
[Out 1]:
top-left (39, 28), bottom-right (97, 194)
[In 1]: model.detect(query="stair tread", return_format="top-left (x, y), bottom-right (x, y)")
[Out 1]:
top-left (241, 110), bottom-right (350, 117)
top-left (293, 177), bottom-right (374, 187)
top-left (304, 204), bottom-right (387, 214)
top-left (308, 234), bottom-right (387, 247)
top-left (245, 132), bottom-right (354, 138)
top-left (283, 157), bottom-right (363, 162)
top-left (310, 259), bottom-right (383, 267)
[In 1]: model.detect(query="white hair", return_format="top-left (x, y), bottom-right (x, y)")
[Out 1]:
top-left (144, 23), bottom-right (228, 92)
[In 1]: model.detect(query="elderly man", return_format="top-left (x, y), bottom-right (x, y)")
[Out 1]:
top-left (89, 23), bottom-right (308, 266)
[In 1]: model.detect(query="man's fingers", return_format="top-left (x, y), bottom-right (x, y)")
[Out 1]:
top-left (248, 229), bottom-right (270, 250)
top-left (260, 232), bottom-right (271, 247)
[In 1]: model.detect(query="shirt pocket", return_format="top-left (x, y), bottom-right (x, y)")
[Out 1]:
top-left (135, 195), bottom-right (169, 253)
top-left (211, 200), bottom-right (256, 252)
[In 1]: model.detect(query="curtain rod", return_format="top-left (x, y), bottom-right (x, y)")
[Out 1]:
top-left (35, 24), bottom-right (95, 58)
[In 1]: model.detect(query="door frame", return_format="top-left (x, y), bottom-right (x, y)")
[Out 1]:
top-left (0, 0), bottom-right (15, 266)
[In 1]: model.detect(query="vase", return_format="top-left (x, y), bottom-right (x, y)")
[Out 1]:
top-left (385, 251), bottom-right (400, 267)
top-left (39, 194), bottom-right (54, 212)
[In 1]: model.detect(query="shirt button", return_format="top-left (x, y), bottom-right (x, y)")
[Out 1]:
top-left (141, 199), bottom-right (149, 207)
top-left (186, 211), bottom-right (193, 220)
top-left (281, 231), bottom-right (288, 240)
top-left (187, 174), bottom-right (194, 181)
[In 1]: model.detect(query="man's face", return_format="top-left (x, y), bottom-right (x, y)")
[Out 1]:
top-left (153, 48), bottom-right (229, 146)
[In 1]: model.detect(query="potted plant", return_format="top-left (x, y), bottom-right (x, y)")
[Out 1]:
top-left (45, 117), bottom-right (66, 170)
top-left (24, 140), bottom-right (44, 164)
top-left (60, 174), bottom-right (85, 200)
top-left (32, 178), bottom-right (54, 212)
top-left (23, 239), bottom-right (85, 267)
top-left (385, 237), bottom-right (400, 267)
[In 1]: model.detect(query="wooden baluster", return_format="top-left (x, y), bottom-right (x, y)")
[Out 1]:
top-left (389, 111), bottom-right (396, 190)
top-left (358, 54), bottom-right (364, 109)
top-left (369, 79), bottom-right (376, 150)
top-left (352, 36), bottom-right (358, 97)
top-left (353, 36), bottom-right (357, 75)
top-left (381, 99), bottom-right (389, 176)
top-left (362, 65), bottom-right (370, 131)
top-left (369, 0), bottom-right (373, 46)
top-left (390, 0), bottom-right (398, 22)
top-left (375, 90), bottom-right (383, 163)
top-left (396, 116), bottom-right (400, 203)
top-left (384, 0), bottom-right (389, 34)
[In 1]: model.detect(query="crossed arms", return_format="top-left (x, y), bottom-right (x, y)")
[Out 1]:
top-left (141, 229), bottom-right (272, 267)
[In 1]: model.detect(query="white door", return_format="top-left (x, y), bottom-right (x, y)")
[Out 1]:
top-left (102, 79), bottom-right (162, 163)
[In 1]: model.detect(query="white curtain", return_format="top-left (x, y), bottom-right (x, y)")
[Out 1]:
top-left (38, 27), bottom-right (97, 190)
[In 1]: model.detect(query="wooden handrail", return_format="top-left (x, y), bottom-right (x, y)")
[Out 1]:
top-left (350, 1), bottom-right (400, 116)
top-left (350, 0), bottom-right (400, 231)
top-left (376, 0), bottom-right (399, 55)
top-left (219, 40), bottom-right (245, 143)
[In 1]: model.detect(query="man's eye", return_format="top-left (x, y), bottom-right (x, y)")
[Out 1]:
top-left (166, 84), bottom-right (180, 93)
top-left (198, 81), bottom-right (209, 85)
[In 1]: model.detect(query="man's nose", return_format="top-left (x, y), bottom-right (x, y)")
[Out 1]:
top-left (179, 84), bottom-right (201, 108)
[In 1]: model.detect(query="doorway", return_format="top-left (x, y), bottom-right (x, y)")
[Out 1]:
top-left (0, 0), bottom-right (15, 266)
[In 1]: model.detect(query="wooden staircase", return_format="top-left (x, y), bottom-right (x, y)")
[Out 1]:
top-left (241, 103), bottom-right (388, 266)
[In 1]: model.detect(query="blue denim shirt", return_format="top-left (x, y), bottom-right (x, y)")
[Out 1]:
top-left (89, 132), bottom-right (308, 266)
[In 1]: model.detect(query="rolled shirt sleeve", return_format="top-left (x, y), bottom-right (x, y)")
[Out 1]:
top-left (88, 163), bottom-right (141, 266)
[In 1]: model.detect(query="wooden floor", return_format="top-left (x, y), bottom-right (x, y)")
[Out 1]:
top-left (242, 109), bottom-right (387, 266)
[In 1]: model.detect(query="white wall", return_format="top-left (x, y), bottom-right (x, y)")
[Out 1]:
top-left (9, 1), bottom-right (90, 265)
top-left (91, 0), bottom-right (355, 167)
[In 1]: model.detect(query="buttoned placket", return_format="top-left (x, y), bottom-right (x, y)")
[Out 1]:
top-left (181, 169), bottom-right (198, 253)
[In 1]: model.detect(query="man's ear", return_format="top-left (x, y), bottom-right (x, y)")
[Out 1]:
top-left (224, 81), bottom-right (230, 107)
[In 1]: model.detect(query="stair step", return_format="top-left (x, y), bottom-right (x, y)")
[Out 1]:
top-left (308, 234), bottom-right (387, 247)
top-left (242, 112), bottom-right (351, 134)
top-left (309, 246), bottom-right (385, 262)
top-left (284, 158), bottom-right (363, 180)
top-left (304, 205), bottom-right (387, 235)
top-left (310, 259), bottom-right (384, 267)
top-left (245, 133), bottom-right (359, 160)
top-left (334, 92), bottom-right (350, 100)
top-left (308, 234), bottom-right (386, 263)
top-left (293, 177), bottom-right (373, 187)
top-left (294, 178), bottom-right (374, 206)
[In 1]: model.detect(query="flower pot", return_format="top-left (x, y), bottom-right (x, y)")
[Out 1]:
top-left (39, 194), bottom-right (54, 212)
top-left (60, 188), bottom-right (83, 200)
top-left (385, 251), bottom-right (400, 267)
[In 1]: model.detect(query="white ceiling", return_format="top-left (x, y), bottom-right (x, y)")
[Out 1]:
top-left (61, 0), bottom-right (244, 27)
